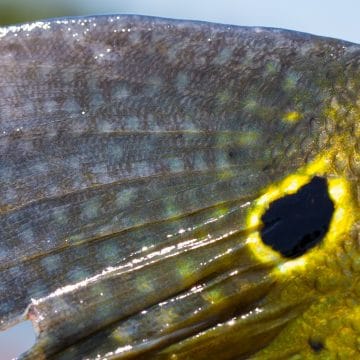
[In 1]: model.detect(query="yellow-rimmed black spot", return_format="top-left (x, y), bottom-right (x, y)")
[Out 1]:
top-left (260, 177), bottom-right (334, 258)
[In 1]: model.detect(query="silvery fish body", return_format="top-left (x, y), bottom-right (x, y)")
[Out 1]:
top-left (0, 15), bottom-right (359, 359)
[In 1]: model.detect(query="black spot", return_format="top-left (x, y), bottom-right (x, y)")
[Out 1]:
top-left (228, 150), bottom-right (234, 158)
top-left (260, 176), bottom-right (334, 258)
top-left (308, 338), bottom-right (325, 352)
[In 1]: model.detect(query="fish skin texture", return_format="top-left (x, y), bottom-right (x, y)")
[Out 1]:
top-left (0, 15), bottom-right (359, 359)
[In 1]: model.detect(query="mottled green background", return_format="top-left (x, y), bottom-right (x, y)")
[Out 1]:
top-left (0, 0), bottom-right (73, 25)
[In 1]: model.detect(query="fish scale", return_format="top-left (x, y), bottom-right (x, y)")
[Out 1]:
top-left (0, 14), bottom-right (359, 359)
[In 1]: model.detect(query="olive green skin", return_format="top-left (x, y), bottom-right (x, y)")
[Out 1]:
top-left (0, 15), bottom-right (359, 359)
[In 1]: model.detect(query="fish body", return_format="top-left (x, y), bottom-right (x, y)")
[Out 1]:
top-left (0, 15), bottom-right (359, 359)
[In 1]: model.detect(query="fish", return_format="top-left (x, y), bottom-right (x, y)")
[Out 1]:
top-left (0, 14), bottom-right (359, 359)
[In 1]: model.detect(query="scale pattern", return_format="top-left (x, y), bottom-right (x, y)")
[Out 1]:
top-left (0, 15), bottom-right (359, 359)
